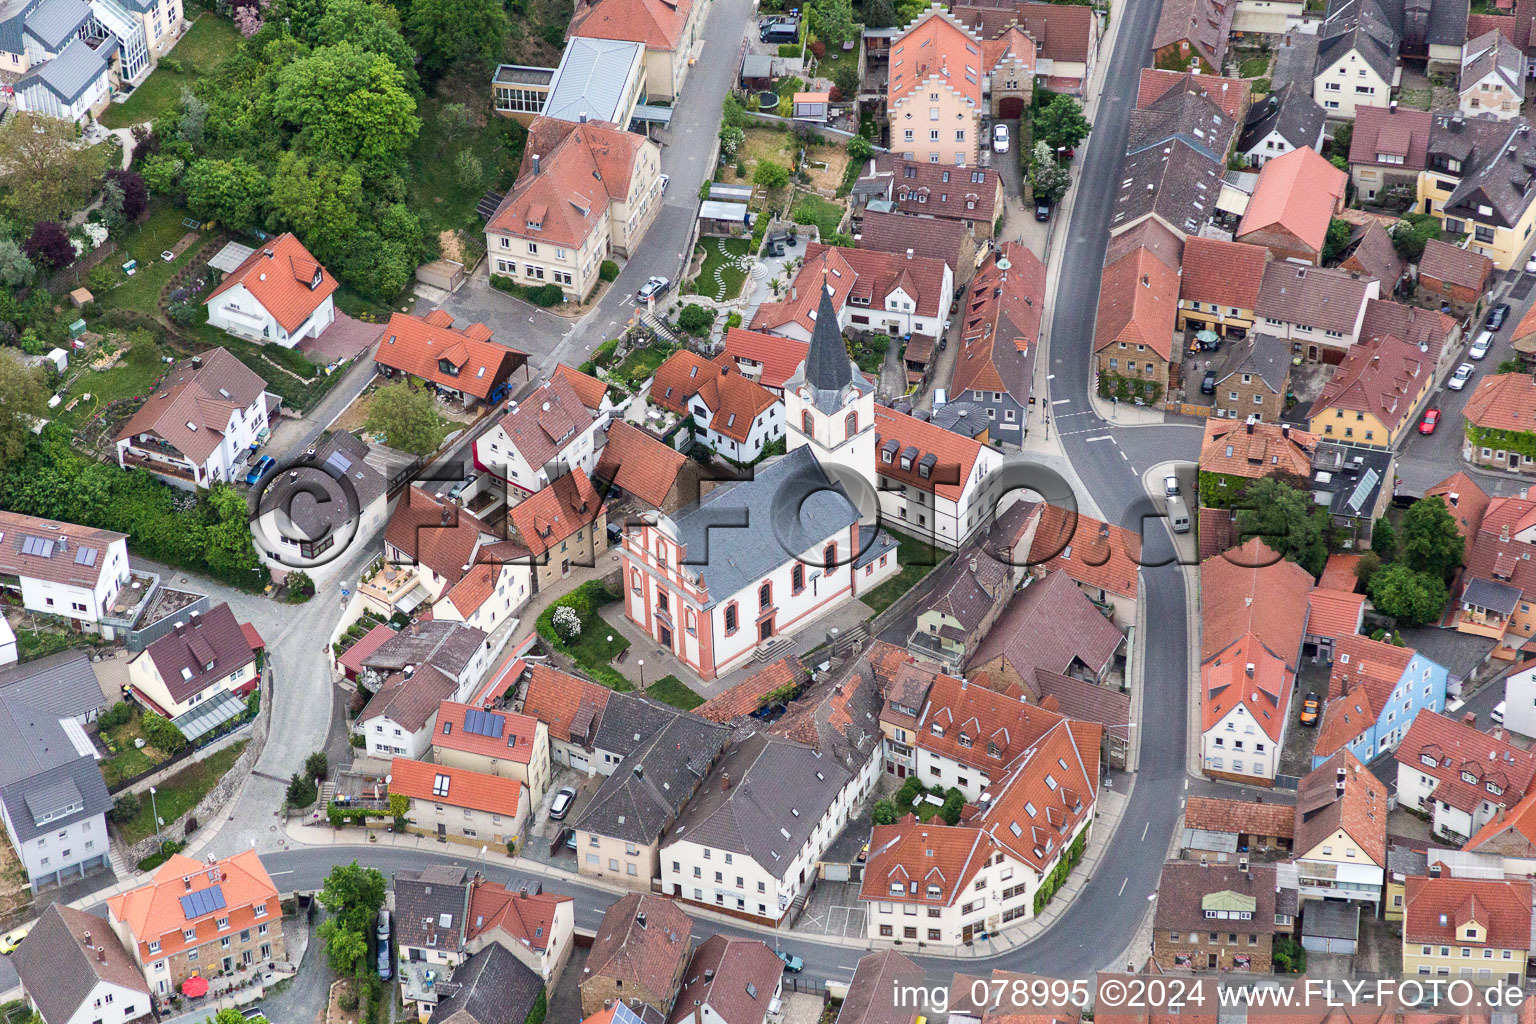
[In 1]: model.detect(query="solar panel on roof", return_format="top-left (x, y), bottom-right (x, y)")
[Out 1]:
top-left (74, 547), bottom-right (97, 566)
top-left (325, 451), bottom-right (353, 474)
top-left (20, 536), bottom-right (54, 557)
top-left (462, 708), bottom-right (505, 738)
top-left (1346, 468), bottom-right (1380, 514)
top-left (179, 884), bottom-right (227, 920)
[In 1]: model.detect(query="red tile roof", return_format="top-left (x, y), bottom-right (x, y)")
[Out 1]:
top-left (1328, 633), bottom-right (1415, 710)
top-left (465, 882), bottom-right (572, 952)
top-left (508, 468), bottom-right (603, 558)
top-left (384, 487), bottom-right (492, 586)
top-left (873, 405), bottom-right (987, 502)
top-left (860, 816), bottom-right (993, 907)
top-left (1094, 243), bottom-right (1180, 361)
top-left (587, 893), bottom-right (691, 1007)
top-left (568, 0), bottom-right (694, 50)
top-left (952, 0), bottom-right (1095, 63)
top-left (142, 603), bottom-right (257, 704)
top-left (1308, 335), bottom-right (1431, 434)
top-left (375, 312), bottom-right (526, 401)
top-left (1359, 299), bottom-right (1458, 367)
top-left (1202, 633), bottom-right (1294, 741)
top-left (488, 118), bottom-right (649, 249)
top-left (1426, 471), bottom-right (1491, 541)
top-left (1403, 877), bottom-right (1533, 950)
top-left (521, 663), bottom-right (610, 745)
top-left (204, 232), bottom-right (337, 334)
top-left (339, 624), bottom-right (397, 676)
top-left (888, 10), bottom-right (985, 109)
top-left (697, 656), bottom-right (804, 722)
top-left (1237, 147), bottom-right (1346, 256)
top-left (1314, 689), bottom-right (1375, 760)
top-left (975, 716), bottom-right (1100, 872)
top-left (1026, 504), bottom-right (1141, 601)
top-left (1199, 417), bottom-right (1316, 481)
top-left (651, 353), bottom-right (778, 443)
top-left (966, 570), bottom-right (1126, 683)
top-left (432, 701), bottom-right (540, 764)
top-left (389, 757), bottom-right (524, 817)
top-left (1179, 237), bottom-right (1268, 310)
top-left (594, 420), bottom-right (687, 510)
top-left (552, 363), bottom-right (609, 411)
top-left (1464, 373), bottom-right (1536, 435)
top-left (720, 328), bottom-right (809, 391)
top-left (1319, 553), bottom-right (1363, 592)
top-left (489, 372), bottom-right (599, 471)
top-left (1200, 538), bottom-right (1313, 663)
top-left (1418, 238), bottom-right (1494, 291)
top-left (856, 209), bottom-right (969, 269)
top-left (1348, 106), bottom-right (1433, 171)
top-left (752, 244), bottom-right (950, 336)
top-left (1394, 712), bottom-right (1536, 815)
top-left (1182, 796), bottom-right (1294, 838)
top-left (1137, 68), bottom-right (1246, 118)
top-left (1467, 785), bottom-right (1536, 851)
top-left (912, 672), bottom-right (1062, 771)
top-left (1294, 750), bottom-right (1387, 865)
top-left (1307, 588), bottom-right (1366, 644)
top-left (0, 512), bottom-right (126, 591)
top-left (955, 241), bottom-right (1045, 400)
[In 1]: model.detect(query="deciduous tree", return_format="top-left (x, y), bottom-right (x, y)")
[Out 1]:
top-left (807, 0), bottom-right (856, 46)
top-left (22, 221), bottom-right (73, 273)
top-left (1233, 477), bottom-right (1330, 577)
top-left (364, 382), bottom-right (442, 455)
top-left (319, 861), bottom-right (387, 934)
top-left (1399, 496), bottom-right (1464, 580)
top-left (405, 0), bottom-right (508, 80)
top-left (0, 350), bottom-right (47, 469)
top-left (271, 42), bottom-right (420, 167)
top-left (1034, 95), bottom-right (1091, 153)
top-left (106, 169), bottom-right (149, 221)
top-left (0, 113), bottom-right (108, 223)
top-left (0, 239), bottom-right (35, 289)
top-left (183, 158), bottom-right (268, 230)
top-left (1367, 563), bottom-right (1449, 627)
top-left (267, 153), bottom-right (363, 263)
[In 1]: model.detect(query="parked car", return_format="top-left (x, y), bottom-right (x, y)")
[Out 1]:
top-left (240, 1008), bottom-right (266, 1021)
top-left (549, 786), bottom-right (577, 820)
top-left (1419, 409), bottom-right (1440, 435)
top-left (376, 910), bottom-right (391, 941)
top-left (637, 276), bottom-right (670, 302)
top-left (448, 473), bottom-right (478, 499)
top-left (1469, 333), bottom-right (1493, 360)
top-left (606, 522), bottom-right (623, 544)
top-left (1200, 370), bottom-right (1216, 395)
top-left (1164, 474), bottom-right (1180, 497)
top-left (244, 455), bottom-right (276, 486)
top-left (0, 922), bottom-right (32, 954)
top-left (1299, 692), bottom-right (1321, 726)
top-left (1448, 363), bottom-right (1475, 390)
top-left (1034, 201), bottom-right (1051, 222)
top-left (565, 831), bottom-right (578, 850)
top-left (1493, 701), bottom-right (1507, 724)
top-left (377, 944), bottom-right (392, 981)
top-left (659, 173), bottom-right (670, 193)
top-left (1488, 303), bottom-right (1511, 331)
top-left (776, 950), bottom-right (804, 972)
top-left (992, 123), bottom-right (1009, 153)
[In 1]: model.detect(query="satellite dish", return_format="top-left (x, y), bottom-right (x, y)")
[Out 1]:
top-left (385, 775), bottom-right (392, 784)
top-left (996, 258), bottom-right (1012, 271)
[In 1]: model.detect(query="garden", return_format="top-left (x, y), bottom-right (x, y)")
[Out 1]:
top-left (871, 775), bottom-right (965, 826)
top-left (100, 16), bottom-right (244, 129)
top-left (691, 237), bottom-right (752, 301)
top-left (109, 739), bottom-right (248, 845)
top-left (97, 701), bottom-right (182, 788)
top-left (858, 528), bottom-right (944, 615)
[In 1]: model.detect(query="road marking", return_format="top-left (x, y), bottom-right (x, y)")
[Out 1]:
top-left (1119, 450), bottom-right (1129, 461)
top-left (1085, 434), bottom-right (1114, 443)
top-left (1140, 821), bottom-right (1150, 841)
top-left (268, 871), bottom-right (294, 877)
top-left (1117, 877), bottom-right (1128, 896)
top-left (1052, 398), bottom-right (1071, 405)
top-left (1184, 778), bottom-right (1189, 790)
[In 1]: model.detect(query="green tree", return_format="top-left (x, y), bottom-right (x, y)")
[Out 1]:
top-left (1367, 563), bottom-right (1449, 627)
top-left (305, 750), bottom-right (330, 780)
top-left (0, 350), bottom-right (47, 470)
top-left (98, 178), bottom-right (126, 233)
top-left (183, 158), bottom-right (269, 230)
top-left (365, 382), bottom-right (443, 455)
top-left (677, 304), bottom-right (715, 337)
top-left (1370, 517), bottom-right (1397, 562)
top-left (754, 160), bottom-right (790, 190)
top-left (1233, 477), bottom-right (1331, 577)
top-left (0, 112), bottom-right (108, 223)
top-left (140, 154), bottom-right (185, 197)
top-left (201, 485), bottom-right (267, 582)
top-left (286, 772), bottom-right (318, 808)
top-left (833, 64), bottom-right (860, 101)
top-left (315, 0), bottom-right (420, 94)
top-left (1322, 217), bottom-right (1352, 264)
top-left (210, 1009), bottom-right (268, 1024)
top-left (1390, 212), bottom-right (1441, 261)
top-left (1030, 141), bottom-right (1071, 203)
top-left (1034, 95), bottom-right (1091, 153)
top-left (267, 153), bottom-right (363, 263)
top-left (863, 0), bottom-right (897, 27)
top-left (319, 861), bottom-right (388, 934)
top-left (453, 149), bottom-right (483, 189)
top-left (939, 787), bottom-right (964, 825)
top-left (438, 102), bottom-right (473, 139)
top-left (178, 87), bottom-right (208, 148)
top-left (807, 0), bottom-right (856, 46)
top-left (1353, 550), bottom-right (1381, 588)
top-left (318, 917), bottom-right (369, 975)
top-left (0, 239), bottom-right (35, 288)
top-left (1400, 496), bottom-right (1464, 580)
top-left (406, 0), bottom-right (508, 80)
top-left (847, 132), bottom-right (873, 162)
top-left (722, 94), bottom-right (748, 129)
top-left (271, 42), bottom-right (420, 167)
top-left (1332, 121), bottom-right (1353, 158)
top-left (870, 799), bottom-right (898, 824)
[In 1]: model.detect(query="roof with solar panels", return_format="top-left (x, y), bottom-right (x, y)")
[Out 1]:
top-left (0, 510), bottom-right (126, 592)
top-left (431, 701), bottom-right (542, 764)
top-left (106, 849), bottom-right (281, 961)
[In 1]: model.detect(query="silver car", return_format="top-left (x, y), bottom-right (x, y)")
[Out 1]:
top-left (549, 786), bottom-right (577, 820)
top-left (1163, 475), bottom-right (1181, 497)
top-left (1448, 363), bottom-right (1475, 391)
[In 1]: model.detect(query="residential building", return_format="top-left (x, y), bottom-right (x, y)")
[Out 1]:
top-left (389, 758), bottom-right (530, 847)
top-left (1023, 503), bottom-right (1142, 628)
top-left (750, 243), bottom-right (954, 344)
top-left (203, 233), bottom-right (336, 347)
top-left (1180, 796), bottom-right (1295, 858)
top-left (907, 548), bottom-right (1011, 668)
top-left (464, 878), bottom-right (574, 984)
top-left (965, 570), bottom-right (1126, 696)
top-left (1197, 417), bottom-right (1315, 505)
top-left (1417, 238), bottom-right (1494, 316)
top-left (1232, 0), bottom-right (1304, 33)
top-left (885, 8), bottom-right (984, 167)
top-left (1125, 77), bottom-right (1238, 161)
top-left (1395, 711), bottom-right (1536, 842)
top-left (486, 118), bottom-right (662, 300)
top-left (1177, 236), bottom-right (1268, 340)
top-left (566, 0), bottom-right (703, 101)
top-left (1402, 876), bottom-right (1531, 982)
top-left (1304, 587), bottom-right (1366, 661)
top-left (12, 904), bottom-right (152, 1024)
top-left (105, 850), bottom-right (283, 996)
top-left (1417, 114), bottom-right (1536, 271)
top-left (856, 209), bottom-right (969, 275)
top-left (1199, 538), bottom-right (1313, 784)
top-left (432, 702), bottom-right (551, 805)
top-left (125, 604), bottom-right (258, 719)
top-left (1254, 262), bottom-right (1379, 362)
top-left (1459, 29), bottom-right (1522, 121)
top-left (1502, 662), bottom-right (1536, 739)
top-left (1137, 68), bottom-right (1247, 121)
top-left (1236, 84), bottom-right (1325, 168)
top-left (428, 944), bottom-right (545, 1024)
top-left (491, 64), bottom-right (553, 124)
top-left (374, 311), bottom-right (527, 411)
top-left (357, 666), bottom-right (460, 760)
top-left (1449, 492), bottom-right (1536, 659)
top-left (0, 651), bottom-right (108, 725)
top-left (1109, 139), bottom-right (1224, 239)
top-left (952, 0), bottom-right (1097, 93)
top-left (0, 681), bottom-right (111, 891)
top-left (1152, 862), bottom-right (1279, 971)
top-left (1151, 0), bottom-right (1233, 72)
top-left (1465, 783), bottom-right (1536, 869)
top-left (1314, 634), bottom-right (1448, 767)
top-left (1425, 470), bottom-right (1489, 543)
top-left (1462, 372), bottom-right (1536, 475)
top-left (1293, 751), bottom-right (1389, 907)
top-left (1312, 0), bottom-right (1400, 118)
top-left (1208, 334), bottom-right (1292, 422)
top-left (694, 657), bottom-right (805, 725)
top-left (648, 352), bottom-right (784, 463)
top-left (373, 488), bottom-right (530, 625)
top-left (572, 711), bottom-right (729, 886)
top-left (1306, 335), bottom-right (1433, 448)
top-left (357, 619), bottom-right (494, 699)
top-left (952, 242), bottom-right (1045, 444)
top-left (834, 950), bottom-right (926, 1024)
top-left (393, 865), bottom-right (473, 1012)
top-left (668, 936), bottom-right (783, 1024)
top-left (580, 893), bottom-right (691, 1019)
top-left (475, 371), bottom-right (608, 495)
top-left (1235, 147), bottom-right (1348, 264)
top-left (539, 37), bottom-right (646, 127)
top-left (113, 349), bottom-right (272, 490)
top-left (978, 23), bottom-right (1035, 116)
top-left (853, 156), bottom-right (1004, 238)
top-left (1339, 221), bottom-right (1407, 294)
top-left (519, 664), bottom-right (610, 773)
top-left (1094, 239), bottom-right (1180, 398)
top-left (0, 512), bottom-right (131, 635)
top-left (507, 467), bottom-right (607, 591)
top-left (251, 430), bottom-right (386, 582)
top-left (1360, 296), bottom-right (1462, 375)
top-left (1348, 104), bottom-right (1432, 203)
top-left (717, 329), bottom-right (811, 397)
top-left (594, 420), bottom-right (691, 513)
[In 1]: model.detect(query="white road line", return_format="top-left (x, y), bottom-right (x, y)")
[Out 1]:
top-left (1140, 821), bottom-right (1150, 841)
top-left (1052, 398), bottom-right (1071, 405)
top-left (267, 871), bottom-right (294, 877)
top-left (1184, 778), bottom-right (1189, 790)
top-left (1085, 434), bottom-right (1114, 443)
top-left (1117, 877), bottom-right (1129, 896)
top-left (1119, 450), bottom-right (1129, 461)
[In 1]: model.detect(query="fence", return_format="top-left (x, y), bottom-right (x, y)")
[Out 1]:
top-left (1165, 401), bottom-right (1214, 418)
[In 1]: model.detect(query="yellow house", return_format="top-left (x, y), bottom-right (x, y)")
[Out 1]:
top-left (1417, 117), bottom-right (1536, 271)
top-left (1307, 335), bottom-right (1433, 448)
top-left (1402, 876), bottom-right (1531, 983)
top-left (1177, 236), bottom-right (1268, 338)
top-left (126, 603), bottom-right (259, 720)
top-left (431, 702), bottom-right (552, 806)
top-left (887, 7), bottom-right (984, 167)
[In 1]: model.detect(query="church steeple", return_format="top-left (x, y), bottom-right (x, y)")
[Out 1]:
top-left (805, 283), bottom-right (854, 397)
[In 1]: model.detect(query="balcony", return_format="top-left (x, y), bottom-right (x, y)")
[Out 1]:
top-left (357, 564), bottom-right (424, 613)
top-left (101, 571), bottom-right (161, 630)
top-left (121, 450), bottom-right (196, 483)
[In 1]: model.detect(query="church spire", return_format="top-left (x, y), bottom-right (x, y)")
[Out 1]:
top-left (805, 278), bottom-right (853, 395)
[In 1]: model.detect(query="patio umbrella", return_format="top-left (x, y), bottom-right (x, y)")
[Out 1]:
top-left (1195, 330), bottom-right (1219, 344)
top-left (181, 976), bottom-right (209, 998)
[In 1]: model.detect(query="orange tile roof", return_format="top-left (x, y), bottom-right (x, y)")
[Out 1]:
top-left (553, 364), bottom-right (609, 411)
top-left (1136, 68), bottom-right (1246, 119)
top-left (1200, 538), bottom-right (1313, 663)
top-left (1319, 553), bottom-right (1363, 592)
top-left (1314, 688), bottom-right (1376, 759)
top-left (389, 757), bottom-right (524, 816)
top-left (521, 663), bottom-right (611, 744)
top-left (1094, 243), bottom-right (1179, 361)
top-left (1308, 334), bottom-right (1431, 433)
top-left (384, 487), bottom-right (490, 586)
top-left (432, 701), bottom-right (540, 764)
top-left (508, 467), bottom-right (603, 558)
top-left (1403, 877), bottom-right (1533, 949)
top-left (490, 372), bottom-right (599, 472)
top-left (1463, 372), bottom-right (1536, 435)
top-left (488, 119), bottom-right (647, 249)
top-left (1295, 750), bottom-right (1387, 864)
top-left (1426, 471), bottom-right (1491, 541)
top-left (1199, 417), bottom-right (1316, 481)
top-left (1236, 146), bottom-right (1346, 256)
top-left (1467, 785), bottom-right (1536, 851)
top-left (106, 850), bottom-right (279, 962)
top-left (568, 0), bottom-right (694, 50)
top-left (114, 348), bottom-right (268, 466)
top-left (657, 356), bottom-right (778, 444)
top-left (1394, 712), bottom-right (1536, 815)
top-left (1307, 588), bottom-right (1366, 644)
top-left (979, 25), bottom-right (1036, 76)
top-left (888, 9), bottom-right (984, 109)
top-left (914, 672), bottom-right (1062, 771)
top-left (649, 349), bottom-right (718, 416)
top-left (1418, 238), bottom-right (1494, 291)
top-left (976, 717), bottom-right (1099, 871)
top-left (1026, 503), bottom-right (1141, 600)
top-left (442, 561), bottom-right (516, 619)
top-left (752, 244), bottom-right (950, 336)
top-left (1182, 796), bottom-right (1294, 838)
top-left (594, 419), bottom-right (687, 510)
top-left (720, 328), bottom-right (809, 391)
top-left (1329, 633), bottom-right (1414, 710)
top-left (1179, 237), bottom-right (1268, 309)
top-left (204, 232), bottom-right (337, 334)
top-left (874, 405), bottom-right (987, 502)
top-left (697, 656), bottom-right (804, 722)
top-left (1202, 633), bottom-right (1294, 741)
top-left (466, 881), bottom-right (571, 951)
top-left (860, 816), bottom-right (994, 907)
top-left (375, 312), bottom-right (526, 401)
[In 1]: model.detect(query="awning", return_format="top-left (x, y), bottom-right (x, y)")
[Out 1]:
top-left (630, 104), bottom-right (674, 124)
top-left (171, 689), bottom-right (248, 743)
top-left (396, 587), bottom-right (429, 614)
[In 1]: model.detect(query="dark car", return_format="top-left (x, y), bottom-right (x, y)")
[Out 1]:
top-left (1488, 303), bottom-right (1511, 331)
top-left (1034, 201), bottom-right (1051, 222)
top-left (606, 522), bottom-right (622, 544)
top-left (1300, 692), bottom-right (1321, 726)
top-left (1200, 370), bottom-right (1217, 395)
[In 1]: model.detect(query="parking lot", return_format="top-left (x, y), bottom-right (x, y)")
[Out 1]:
top-left (521, 765), bottom-right (604, 865)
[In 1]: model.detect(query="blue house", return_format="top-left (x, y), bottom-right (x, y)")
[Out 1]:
top-left (1312, 634), bottom-right (1449, 769)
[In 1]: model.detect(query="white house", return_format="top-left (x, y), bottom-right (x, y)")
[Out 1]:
top-left (1312, 0), bottom-right (1399, 119)
top-left (648, 352), bottom-right (785, 464)
top-left (12, 905), bottom-right (152, 1024)
top-left (474, 371), bottom-right (607, 495)
top-left (870, 406), bottom-right (1005, 551)
top-left (113, 349), bottom-right (272, 490)
top-left (1254, 262), bottom-right (1379, 362)
top-left (1394, 711), bottom-right (1536, 844)
top-left (13, 38), bottom-right (112, 122)
top-left (357, 666), bottom-right (459, 759)
top-left (670, 937), bottom-right (785, 1024)
top-left (1503, 663), bottom-right (1536, 739)
top-left (252, 431), bottom-right (387, 586)
top-left (0, 512), bottom-right (131, 634)
top-left (125, 603), bottom-right (259, 720)
top-left (1460, 29), bottom-right (1523, 122)
top-left (749, 244), bottom-right (954, 344)
top-left (203, 233), bottom-right (337, 347)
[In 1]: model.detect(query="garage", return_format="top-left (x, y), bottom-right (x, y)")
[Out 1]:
top-left (566, 751), bottom-right (591, 772)
top-left (823, 863), bottom-right (850, 882)
top-left (1300, 902), bottom-right (1360, 955)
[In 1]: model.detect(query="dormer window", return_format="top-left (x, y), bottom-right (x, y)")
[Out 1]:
top-left (958, 734), bottom-right (972, 748)
top-left (1462, 771), bottom-right (1478, 785)
top-left (931, 723), bottom-right (944, 737)
top-left (438, 359), bottom-right (460, 377)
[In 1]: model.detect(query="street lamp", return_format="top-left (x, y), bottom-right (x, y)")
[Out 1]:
top-left (607, 634), bottom-right (614, 660)
top-left (637, 659), bottom-right (646, 690)
top-left (149, 786), bottom-right (162, 854)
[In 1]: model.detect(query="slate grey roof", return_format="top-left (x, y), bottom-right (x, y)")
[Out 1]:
top-left (257, 431), bottom-right (386, 537)
top-left (1315, 0), bottom-right (1401, 86)
top-left (671, 445), bottom-right (862, 609)
top-left (0, 688), bottom-right (111, 845)
top-left (1126, 85), bottom-right (1235, 163)
top-left (1311, 442), bottom-right (1392, 521)
top-left (12, 904), bottom-right (150, 1024)
top-left (0, 0), bottom-right (41, 57)
top-left (432, 944), bottom-right (544, 1024)
top-left (1461, 28), bottom-right (1521, 93)
top-left (667, 734), bottom-right (851, 879)
top-left (16, 37), bottom-right (108, 104)
top-left (0, 650), bottom-right (105, 723)
top-left (394, 865), bottom-right (470, 953)
top-left (593, 691), bottom-right (692, 759)
top-left (929, 401), bottom-right (991, 439)
top-left (1301, 899), bottom-right (1360, 941)
top-left (542, 36), bottom-right (644, 123)
top-left (853, 525), bottom-right (897, 570)
top-left (804, 286), bottom-right (857, 411)
top-left (361, 619), bottom-right (488, 679)
top-left (1437, 116), bottom-right (1536, 230)
top-left (1215, 332), bottom-right (1291, 394)
top-left (1237, 83), bottom-right (1326, 156)
top-left (1424, 0), bottom-right (1465, 46)
top-left (576, 711), bottom-right (729, 844)
top-left (1111, 139), bottom-right (1224, 237)
top-left (1462, 576), bottom-right (1522, 617)
top-left (22, 0), bottom-right (89, 52)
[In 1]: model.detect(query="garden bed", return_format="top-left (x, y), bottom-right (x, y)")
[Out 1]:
top-left (643, 675), bottom-right (705, 711)
top-left (536, 581), bottom-right (634, 692)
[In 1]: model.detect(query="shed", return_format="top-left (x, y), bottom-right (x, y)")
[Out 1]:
top-left (698, 200), bottom-right (752, 236)
top-left (709, 182), bottom-right (754, 203)
top-left (1300, 901), bottom-right (1359, 954)
top-left (416, 260), bottom-right (466, 293)
top-left (741, 53), bottom-right (777, 90)
top-left (792, 91), bottom-right (830, 122)
top-left (68, 288), bottom-right (92, 309)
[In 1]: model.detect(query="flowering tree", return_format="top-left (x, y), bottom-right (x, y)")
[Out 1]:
top-left (552, 605), bottom-right (582, 643)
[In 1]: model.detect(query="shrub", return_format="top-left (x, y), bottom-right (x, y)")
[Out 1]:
top-left (304, 751), bottom-right (330, 780)
top-left (552, 605), bottom-right (582, 642)
top-left (109, 792), bottom-right (141, 824)
top-left (599, 260), bottom-right (619, 282)
top-left (340, 990), bottom-right (360, 1013)
top-left (286, 570), bottom-right (316, 602)
top-left (871, 799), bottom-right (898, 824)
top-left (489, 274), bottom-right (565, 307)
top-left (183, 815), bottom-right (198, 837)
top-left (98, 701), bottom-right (135, 730)
top-left (286, 772), bottom-right (318, 808)
top-left (592, 338), bottom-right (620, 367)
top-left (677, 303), bottom-right (716, 337)
top-left (141, 712), bottom-right (186, 754)
top-left (778, 42), bottom-right (800, 56)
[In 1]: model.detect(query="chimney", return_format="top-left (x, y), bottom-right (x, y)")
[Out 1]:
top-left (1245, 663), bottom-right (1255, 677)
top-left (96, 947), bottom-right (105, 964)
top-left (191, 355), bottom-right (203, 369)
top-left (83, 930), bottom-right (92, 946)
top-left (441, 507), bottom-right (452, 526)
top-left (906, 248), bottom-right (914, 259)
top-left (968, 556), bottom-right (978, 573)
top-left (790, 282), bottom-right (797, 301)
top-left (532, 154), bottom-right (541, 175)
top-left (579, 111), bottom-right (588, 123)
top-left (1281, 424), bottom-right (1290, 439)
top-left (722, 772), bottom-right (731, 791)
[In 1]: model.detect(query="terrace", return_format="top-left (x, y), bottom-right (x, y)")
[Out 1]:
top-left (120, 451), bottom-right (196, 483)
top-left (100, 570), bottom-right (161, 631)
top-left (357, 564), bottom-right (426, 616)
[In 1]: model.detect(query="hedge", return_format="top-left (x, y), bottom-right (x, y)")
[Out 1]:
top-left (1033, 828), bottom-right (1088, 914)
top-left (490, 274), bottom-right (566, 307)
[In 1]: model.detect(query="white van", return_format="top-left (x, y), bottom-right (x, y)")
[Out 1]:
top-left (1166, 494), bottom-right (1191, 534)
top-left (1469, 331), bottom-right (1493, 360)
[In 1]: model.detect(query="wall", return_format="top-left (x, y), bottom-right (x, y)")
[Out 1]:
top-left (575, 830), bottom-right (657, 888)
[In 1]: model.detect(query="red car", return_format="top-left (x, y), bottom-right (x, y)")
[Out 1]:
top-left (1419, 409), bottom-right (1441, 435)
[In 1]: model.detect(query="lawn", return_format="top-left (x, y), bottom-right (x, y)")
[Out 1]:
top-left (860, 528), bottom-right (945, 614)
top-left (791, 194), bottom-right (846, 242)
top-left (13, 621), bottom-right (102, 662)
top-left (87, 202), bottom-right (201, 317)
top-left (536, 581), bottom-right (635, 692)
top-left (644, 675), bottom-right (705, 710)
top-left (55, 336), bottom-right (168, 432)
top-left (99, 705), bottom-right (176, 788)
top-left (612, 341), bottom-right (676, 389)
top-left (406, 94), bottom-right (528, 235)
top-left (1238, 54), bottom-right (1270, 78)
top-left (723, 127), bottom-right (795, 188)
top-left (694, 238), bottom-right (751, 301)
top-left (100, 16), bottom-right (242, 129)
top-left (115, 740), bottom-right (248, 845)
